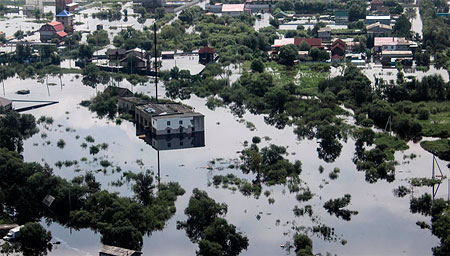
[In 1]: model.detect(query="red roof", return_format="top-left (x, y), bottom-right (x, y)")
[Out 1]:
top-left (48, 21), bottom-right (65, 32)
top-left (331, 44), bottom-right (345, 52)
top-left (332, 38), bottom-right (347, 47)
top-left (56, 31), bottom-right (68, 37)
top-left (294, 38), bottom-right (323, 48)
top-left (199, 47), bottom-right (215, 54)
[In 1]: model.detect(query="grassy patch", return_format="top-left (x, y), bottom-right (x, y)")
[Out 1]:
top-left (420, 139), bottom-right (450, 161)
top-left (374, 132), bottom-right (408, 160)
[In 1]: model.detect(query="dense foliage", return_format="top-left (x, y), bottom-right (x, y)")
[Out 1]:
top-left (178, 189), bottom-right (249, 256)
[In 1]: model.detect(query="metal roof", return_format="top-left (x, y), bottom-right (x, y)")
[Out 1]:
top-left (56, 10), bottom-right (73, 17)
top-left (0, 97), bottom-right (12, 107)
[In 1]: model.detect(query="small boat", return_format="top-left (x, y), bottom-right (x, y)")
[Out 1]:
top-left (16, 89), bottom-right (30, 95)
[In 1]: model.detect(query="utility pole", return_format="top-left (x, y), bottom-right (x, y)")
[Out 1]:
top-left (154, 22), bottom-right (158, 103)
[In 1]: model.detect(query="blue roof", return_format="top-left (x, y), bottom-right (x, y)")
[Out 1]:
top-left (56, 10), bottom-right (72, 17)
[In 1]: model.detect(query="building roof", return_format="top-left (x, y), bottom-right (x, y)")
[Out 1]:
top-left (199, 47), bottom-right (215, 54)
top-left (56, 10), bottom-right (73, 17)
top-left (294, 38), bottom-right (323, 47)
top-left (119, 96), bottom-right (148, 105)
top-left (374, 37), bottom-right (412, 47)
top-left (56, 31), bottom-right (68, 37)
top-left (318, 27), bottom-right (331, 32)
top-left (366, 15), bottom-right (390, 20)
top-left (137, 103), bottom-right (196, 117)
top-left (106, 48), bottom-right (126, 56)
top-left (222, 4), bottom-right (245, 12)
top-left (104, 86), bottom-right (133, 97)
top-left (331, 44), bottom-right (345, 52)
top-left (366, 22), bottom-right (392, 30)
top-left (99, 245), bottom-right (141, 256)
top-left (335, 10), bottom-right (348, 17)
top-left (332, 38), bottom-right (347, 47)
top-left (161, 51), bottom-right (175, 55)
top-left (66, 2), bottom-right (78, 7)
top-left (47, 21), bottom-right (65, 32)
top-left (0, 97), bottom-right (12, 107)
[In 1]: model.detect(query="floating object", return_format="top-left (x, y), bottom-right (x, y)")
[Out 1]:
top-left (16, 89), bottom-right (30, 95)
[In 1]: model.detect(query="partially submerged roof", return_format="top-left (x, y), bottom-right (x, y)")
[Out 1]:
top-left (56, 10), bottom-right (73, 17)
top-left (99, 245), bottom-right (142, 256)
top-left (222, 4), bottom-right (245, 12)
top-left (0, 97), bottom-right (12, 107)
top-left (137, 103), bottom-right (198, 117)
top-left (119, 96), bottom-right (148, 105)
top-left (199, 47), bottom-right (215, 54)
top-left (56, 31), bottom-right (68, 37)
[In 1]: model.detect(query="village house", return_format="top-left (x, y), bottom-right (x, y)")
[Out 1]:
top-left (118, 97), bottom-right (148, 113)
top-left (365, 15), bottom-right (391, 25)
top-left (135, 103), bottom-right (204, 136)
top-left (56, 10), bottom-right (74, 34)
top-left (317, 27), bottom-right (331, 40)
top-left (199, 47), bottom-right (215, 64)
top-left (330, 39), bottom-right (346, 57)
top-left (106, 48), bottom-right (126, 62)
top-left (222, 4), bottom-right (249, 17)
top-left (99, 245), bottom-right (142, 256)
top-left (39, 21), bottom-right (67, 42)
top-left (0, 97), bottom-right (12, 111)
top-left (381, 50), bottom-right (413, 65)
top-left (366, 22), bottom-right (392, 37)
top-left (374, 37), bottom-right (416, 53)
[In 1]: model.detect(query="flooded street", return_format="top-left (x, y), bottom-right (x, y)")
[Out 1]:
top-left (0, 56), bottom-right (446, 255)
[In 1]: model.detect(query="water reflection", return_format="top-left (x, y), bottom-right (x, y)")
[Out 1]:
top-left (136, 126), bottom-right (205, 151)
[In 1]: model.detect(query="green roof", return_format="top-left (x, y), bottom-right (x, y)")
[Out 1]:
top-left (335, 10), bottom-right (348, 17)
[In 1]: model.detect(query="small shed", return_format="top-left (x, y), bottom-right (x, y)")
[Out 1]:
top-left (99, 245), bottom-right (142, 256)
top-left (0, 97), bottom-right (12, 111)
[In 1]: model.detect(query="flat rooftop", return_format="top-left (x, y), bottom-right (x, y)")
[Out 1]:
top-left (99, 245), bottom-right (141, 256)
top-left (137, 103), bottom-right (199, 117)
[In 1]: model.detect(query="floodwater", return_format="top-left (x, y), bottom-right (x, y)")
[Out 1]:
top-left (0, 55), bottom-right (447, 256)
top-left (1, 3), bottom-right (449, 256)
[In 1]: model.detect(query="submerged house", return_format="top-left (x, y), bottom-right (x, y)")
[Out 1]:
top-left (135, 103), bottom-right (204, 136)
top-left (199, 47), bottom-right (215, 65)
top-left (118, 96), bottom-right (148, 113)
top-left (99, 245), bottom-right (142, 256)
top-left (39, 21), bottom-right (67, 42)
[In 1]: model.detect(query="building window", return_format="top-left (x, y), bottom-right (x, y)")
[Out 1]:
top-left (192, 127), bottom-right (195, 132)
top-left (168, 143), bottom-right (171, 147)
top-left (179, 120), bottom-right (183, 124)
top-left (180, 141), bottom-right (183, 146)
top-left (167, 129), bottom-right (171, 134)
top-left (167, 121), bottom-right (171, 125)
